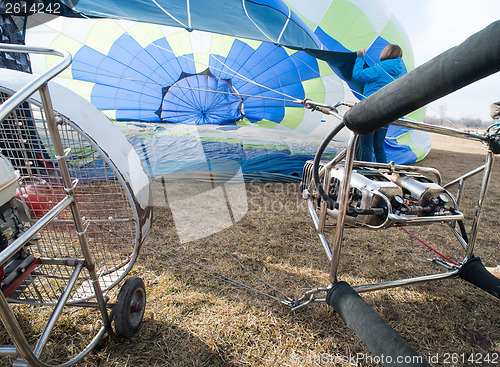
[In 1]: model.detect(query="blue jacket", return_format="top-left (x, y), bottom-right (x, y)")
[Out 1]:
top-left (352, 56), bottom-right (403, 98)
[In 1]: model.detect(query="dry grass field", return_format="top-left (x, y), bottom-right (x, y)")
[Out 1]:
top-left (2, 131), bottom-right (500, 366)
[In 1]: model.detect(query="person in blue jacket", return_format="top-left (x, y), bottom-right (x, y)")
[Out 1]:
top-left (352, 44), bottom-right (403, 163)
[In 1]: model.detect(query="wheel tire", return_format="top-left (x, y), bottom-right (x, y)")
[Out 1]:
top-left (113, 277), bottom-right (146, 338)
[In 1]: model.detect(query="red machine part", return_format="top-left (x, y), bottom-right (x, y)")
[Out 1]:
top-left (15, 179), bottom-right (62, 219)
top-left (1, 258), bottom-right (41, 297)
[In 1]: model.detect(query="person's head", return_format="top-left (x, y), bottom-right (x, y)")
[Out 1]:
top-left (380, 44), bottom-right (403, 61)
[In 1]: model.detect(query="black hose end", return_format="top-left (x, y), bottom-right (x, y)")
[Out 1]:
top-left (326, 280), bottom-right (349, 307)
top-left (459, 256), bottom-right (500, 299)
top-left (489, 135), bottom-right (500, 155)
top-left (326, 281), bottom-right (430, 367)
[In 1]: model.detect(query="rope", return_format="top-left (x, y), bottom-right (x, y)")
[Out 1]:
top-left (400, 227), bottom-right (459, 265)
top-left (29, 5), bottom-right (459, 128)
top-left (150, 0), bottom-right (189, 29)
top-left (144, 236), bottom-right (293, 305)
top-left (207, 232), bottom-right (294, 301)
top-left (28, 17), bottom-right (354, 105)
top-left (348, 230), bottom-right (430, 262)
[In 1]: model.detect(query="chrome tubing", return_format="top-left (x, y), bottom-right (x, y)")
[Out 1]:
top-left (353, 160), bottom-right (443, 185)
top-left (307, 198), bottom-right (333, 261)
top-left (329, 133), bottom-right (358, 283)
top-left (353, 270), bottom-right (460, 294)
top-left (387, 212), bottom-right (464, 225)
top-left (0, 45), bottom-right (71, 122)
top-left (467, 151), bottom-right (495, 258)
top-left (444, 164), bottom-right (486, 189)
top-left (39, 84), bottom-right (111, 329)
top-left (392, 118), bottom-right (488, 143)
top-left (33, 263), bottom-right (85, 358)
top-left (444, 164), bottom-right (486, 214)
top-left (0, 44), bottom-right (112, 367)
top-left (0, 346), bottom-right (18, 357)
top-left (0, 290), bottom-right (37, 366)
top-left (0, 195), bottom-right (74, 267)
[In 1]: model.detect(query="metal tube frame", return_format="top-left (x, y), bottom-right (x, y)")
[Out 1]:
top-left (33, 263), bottom-right (85, 358)
top-left (293, 116), bottom-right (498, 309)
top-left (38, 84), bottom-right (111, 326)
top-left (444, 164), bottom-right (486, 210)
top-left (322, 117), bottom-right (496, 293)
top-left (307, 199), bottom-right (332, 261)
top-left (466, 151), bottom-right (495, 257)
top-left (353, 160), bottom-right (443, 185)
top-left (0, 45), bottom-right (111, 366)
top-left (329, 132), bottom-right (358, 283)
top-left (0, 196), bottom-right (74, 267)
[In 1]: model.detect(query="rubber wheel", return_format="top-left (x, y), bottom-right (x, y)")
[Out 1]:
top-left (113, 277), bottom-right (146, 338)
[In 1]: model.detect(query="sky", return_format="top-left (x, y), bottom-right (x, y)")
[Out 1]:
top-left (385, 0), bottom-right (499, 122)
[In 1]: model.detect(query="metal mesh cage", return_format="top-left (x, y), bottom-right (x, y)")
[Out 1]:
top-left (0, 91), bottom-right (140, 303)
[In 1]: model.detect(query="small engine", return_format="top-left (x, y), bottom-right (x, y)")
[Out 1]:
top-left (301, 160), bottom-right (461, 228)
top-left (0, 154), bottom-right (35, 296)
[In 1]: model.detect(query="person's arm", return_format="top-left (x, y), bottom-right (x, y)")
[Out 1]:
top-left (352, 56), bottom-right (381, 82)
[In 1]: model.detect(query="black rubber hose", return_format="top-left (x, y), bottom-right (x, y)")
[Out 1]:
top-left (343, 21), bottom-right (500, 135)
top-left (312, 120), bottom-right (345, 208)
top-left (459, 257), bottom-right (500, 299)
top-left (457, 219), bottom-right (469, 246)
top-left (327, 281), bottom-right (431, 367)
